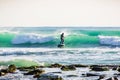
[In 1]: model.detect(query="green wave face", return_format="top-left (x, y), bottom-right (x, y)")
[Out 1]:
top-left (0, 59), bottom-right (39, 67)
top-left (64, 35), bottom-right (99, 47)
top-left (0, 28), bottom-right (120, 48)
top-left (0, 32), bottom-right (15, 47)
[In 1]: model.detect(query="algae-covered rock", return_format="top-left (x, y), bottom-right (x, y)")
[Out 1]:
top-left (18, 66), bottom-right (39, 71)
top-left (8, 64), bottom-right (16, 73)
top-left (61, 65), bottom-right (76, 71)
top-left (49, 63), bottom-right (62, 68)
top-left (37, 73), bottom-right (63, 80)
top-left (72, 64), bottom-right (88, 67)
top-left (0, 69), bottom-right (8, 76)
top-left (24, 69), bottom-right (45, 75)
top-left (90, 66), bottom-right (109, 71)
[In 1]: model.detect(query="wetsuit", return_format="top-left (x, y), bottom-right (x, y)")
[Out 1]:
top-left (60, 33), bottom-right (64, 44)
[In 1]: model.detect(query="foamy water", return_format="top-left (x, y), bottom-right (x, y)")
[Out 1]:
top-left (0, 47), bottom-right (120, 66)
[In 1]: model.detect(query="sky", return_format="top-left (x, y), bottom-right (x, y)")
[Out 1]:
top-left (0, 0), bottom-right (120, 27)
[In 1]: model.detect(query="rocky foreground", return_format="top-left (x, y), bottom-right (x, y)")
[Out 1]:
top-left (0, 64), bottom-right (120, 80)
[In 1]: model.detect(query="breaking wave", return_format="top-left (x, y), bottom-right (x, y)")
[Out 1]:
top-left (0, 29), bottom-right (120, 47)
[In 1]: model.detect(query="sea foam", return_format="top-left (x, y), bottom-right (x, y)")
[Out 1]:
top-left (98, 35), bottom-right (120, 46)
top-left (12, 34), bottom-right (55, 44)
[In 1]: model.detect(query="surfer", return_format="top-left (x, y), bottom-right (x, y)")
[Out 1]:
top-left (60, 33), bottom-right (64, 44)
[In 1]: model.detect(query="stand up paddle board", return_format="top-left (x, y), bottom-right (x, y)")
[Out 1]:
top-left (57, 44), bottom-right (65, 48)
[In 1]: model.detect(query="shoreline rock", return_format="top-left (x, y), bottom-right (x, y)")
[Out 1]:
top-left (90, 66), bottom-right (109, 71)
top-left (61, 65), bottom-right (76, 71)
top-left (8, 64), bottom-right (16, 73)
top-left (82, 73), bottom-right (105, 77)
top-left (48, 63), bottom-right (62, 68)
top-left (37, 73), bottom-right (63, 80)
top-left (0, 64), bottom-right (120, 80)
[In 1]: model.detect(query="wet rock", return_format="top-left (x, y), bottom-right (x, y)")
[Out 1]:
top-left (39, 66), bottom-right (45, 68)
top-left (97, 75), bottom-right (105, 80)
top-left (114, 73), bottom-right (120, 76)
top-left (24, 69), bottom-right (45, 75)
top-left (90, 65), bottom-right (101, 68)
top-left (117, 67), bottom-right (120, 72)
top-left (82, 73), bottom-right (104, 77)
top-left (90, 65), bottom-right (119, 69)
top-left (37, 73), bottom-right (63, 80)
top-left (8, 64), bottom-right (16, 73)
top-left (18, 66), bottom-right (39, 71)
top-left (112, 67), bottom-right (118, 70)
top-left (61, 65), bottom-right (76, 71)
top-left (49, 63), bottom-right (62, 68)
top-left (72, 64), bottom-right (88, 67)
top-left (34, 74), bottom-right (41, 78)
top-left (90, 66), bottom-right (109, 71)
top-left (106, 76), bottom-right (118, 80)
top-left (0, 69), bottom-right (8, 76)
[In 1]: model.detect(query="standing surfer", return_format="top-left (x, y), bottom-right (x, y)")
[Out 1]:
top-left (60, 33), bottom-right (64, 44)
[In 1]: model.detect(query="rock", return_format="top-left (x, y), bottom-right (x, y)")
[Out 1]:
top-left (72, 64), bottom-right (88, 67)
top-left (24, 69), bottom-right (45, 75)
top-left (8, 64), bottom-right (16, 73)
top-left (61, 65), bottom-right (76, 71)
top-left (117, 67), bottom-right (120, 72)
top-left (82, 73), bottom-right (104, 77)
top-left (0, 69), bottom-right (8, 76)
top-left (106, 76), bottom-right (118, 80)
top-left (114, 73), bottom-right (120, 76)
top-left (90, 65), bottom-right (119, 69)
top-left (112, 67), bottom-right (118, 70)
top-left (90, 65), bottom-right (101, 68)
top-left (34, 74), bottom-right (41, 78)
top-left (97, 75), bottom-right (105, 80)
top-left (90, 66), bottom-right (109, 71)
top-left (49, 63), bottom-right (62, 68)
top-left (18, 66), bottom-right (39, 71)
top-left (37, 73), bottom-right (63, 80)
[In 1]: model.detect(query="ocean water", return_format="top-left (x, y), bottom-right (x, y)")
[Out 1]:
top-left (0, 27), bottom-right (120, 66)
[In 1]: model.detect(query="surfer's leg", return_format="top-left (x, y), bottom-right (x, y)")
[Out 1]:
top-left (61, 39), bottom-right (64, 44)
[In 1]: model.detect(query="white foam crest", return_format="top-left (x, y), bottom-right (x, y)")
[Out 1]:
top-left (53, 29), bottom-right (71, 37)
top-left (0, 47), bottom-right (119, 56)
top-left (12, 33), bottom-right (55, 44)
top-left (98, 35), bottom-right (120, 46)
top-left (0, 30), bottom-right (19, 34)
top-left (0, 47), bottom-right (120, 53)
